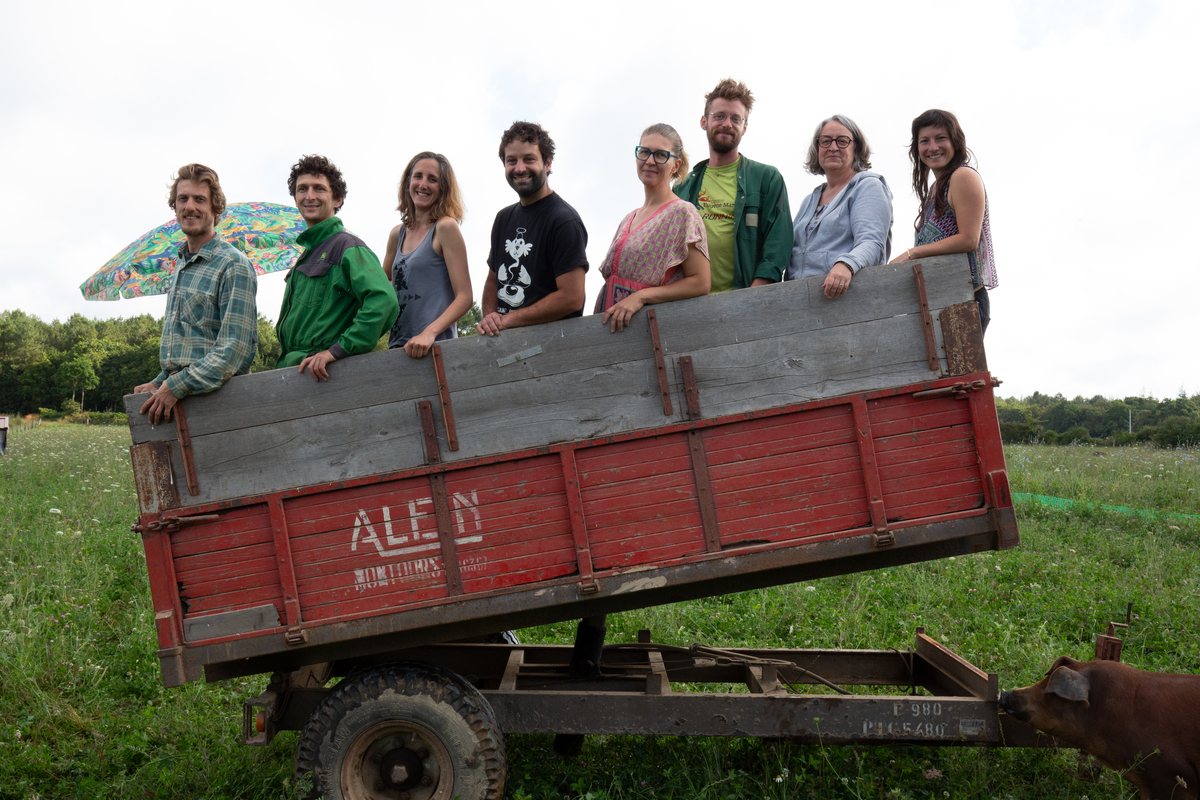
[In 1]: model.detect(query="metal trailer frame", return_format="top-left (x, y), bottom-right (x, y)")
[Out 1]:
top-left (243, 628), bottom-right (1052, 749)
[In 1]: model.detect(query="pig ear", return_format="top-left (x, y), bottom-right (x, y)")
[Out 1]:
top-left (1046, 666), bottom-right (1090, 703)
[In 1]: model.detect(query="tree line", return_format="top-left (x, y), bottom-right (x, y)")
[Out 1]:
top-left (997, 391), bottom-right (1200, 448)
top-left (0, 306), bottom-right (482, 418)
top-left (2, 308), bottom-right (1195, 448)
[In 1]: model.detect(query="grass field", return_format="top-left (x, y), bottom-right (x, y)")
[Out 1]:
top-left (0, 425), bottom-right (1196, 799)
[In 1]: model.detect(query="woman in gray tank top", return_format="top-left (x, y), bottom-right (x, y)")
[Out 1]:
top-left (381, 151), bottom-right (473, 357)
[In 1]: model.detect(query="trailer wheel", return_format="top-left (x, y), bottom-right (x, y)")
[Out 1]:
top-left (295, 662), bottom-right (505, 800)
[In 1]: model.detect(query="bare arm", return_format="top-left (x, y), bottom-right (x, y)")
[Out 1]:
top-left (381, 225), bottom-right (401, 281)
top-left (891, 169), bottom-right (985, 262)
top-left (404, 218), bottom-right (474, 357)
top-left (602, 245), bottom-right (711, 332)
top-left (477, 271), bottom-right (502, 335)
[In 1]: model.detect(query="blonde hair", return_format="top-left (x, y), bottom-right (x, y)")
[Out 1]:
top-left (168, 163), bottom-right (226, 218)
top-left (641, 123), bottom-right (690, 187)
top-left (703, 78), bottom-right (755, 116)
top-left (396, 151), bottom-right (465, 225)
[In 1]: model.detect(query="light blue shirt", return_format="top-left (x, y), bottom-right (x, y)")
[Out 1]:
top-left (785, 170), bottom-right (893, 281)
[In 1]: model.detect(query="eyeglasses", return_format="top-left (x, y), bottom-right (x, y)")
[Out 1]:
top-left (707, 111), bottom-right (745, 126)
top-left (818, 136), bottom-right (853, 150)
top-left (634, 146), bottom-right (678, 165)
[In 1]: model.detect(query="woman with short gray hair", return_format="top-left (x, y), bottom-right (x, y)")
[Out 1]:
top-left (785, 115), bottom-right (892, 299)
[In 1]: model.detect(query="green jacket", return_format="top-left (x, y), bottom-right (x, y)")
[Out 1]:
top-left (674, 155), bottom-right (792, 288)
top-left (276, 216), bottom-right (399, 368)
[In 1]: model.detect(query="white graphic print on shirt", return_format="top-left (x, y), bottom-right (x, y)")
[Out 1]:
top-left (498, 228), bottom-right (533, 310)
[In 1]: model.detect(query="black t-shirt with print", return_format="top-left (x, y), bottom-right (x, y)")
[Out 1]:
top-left (487, 192), bottom-right (589, 317)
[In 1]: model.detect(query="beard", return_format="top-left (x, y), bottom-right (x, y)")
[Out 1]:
top-left (707, 126), bottom-right (742, 155)
top-left (507, 168), bottom-right (547, 199)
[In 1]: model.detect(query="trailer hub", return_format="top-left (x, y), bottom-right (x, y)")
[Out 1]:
top-left (380, 747), bottom-right (422, 790)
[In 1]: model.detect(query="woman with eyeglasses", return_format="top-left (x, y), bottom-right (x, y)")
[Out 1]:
top-left (381, 151), bottom-right (473, 357)
top-left (890, 109), bottom-right (997, 333)
top-left (596, 123), bottom-right (711, 332)
top-left (785, 115), bottom-right (892, 299)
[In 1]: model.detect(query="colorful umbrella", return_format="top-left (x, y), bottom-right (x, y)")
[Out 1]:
top-left (80, 202), bottom-right (306, 300)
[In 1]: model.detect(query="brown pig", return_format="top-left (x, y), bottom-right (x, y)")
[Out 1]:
top-left (999, 656), bottom-right (1200, 800)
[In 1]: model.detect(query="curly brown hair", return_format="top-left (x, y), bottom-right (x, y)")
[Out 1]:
top-left (703, 78), bottom-right (755, 116)
top-left (287, 154), bottom-right (348, 212)
top-left (168, 163), bottom-right (227, 218)
top-left (498, 121), bottom-right (555, 165)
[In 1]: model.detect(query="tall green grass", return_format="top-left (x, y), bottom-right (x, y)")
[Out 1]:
top-left (1, 426), bottom-right (1196, 798)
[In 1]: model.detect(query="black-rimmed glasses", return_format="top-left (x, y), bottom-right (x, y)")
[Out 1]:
top-left (818, 135), bottom-right (853, 150)
top-left (634, 146), bottom-right (678, 165)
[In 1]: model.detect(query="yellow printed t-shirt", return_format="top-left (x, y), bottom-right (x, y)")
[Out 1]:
top-left (697, 160), bottom-right (738, 293)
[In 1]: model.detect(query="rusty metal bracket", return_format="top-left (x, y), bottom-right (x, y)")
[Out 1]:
top-left (911, 263), bottom-right (940, 373)
top-left (417, 400), bottom-right (441, 465)
top-left (646, 309), bottom-right (673, 416)
top-left (679, 356), bottom-right (701, 419)
top-left (850, 398), bottom-right (890, 541)
top-left (559, 449), bottom-right (599, 594)
top-left (172, 401), bottom-right (201, 496)
top-left (687, 430), bottom-right (722, 553)
top-left (284, 626), bottom-right (308, 646)
top-left (268, 497), bottom-right (304, 629)
top-left (430, 473), bottom-right (464, 596)
top-left (913, 380), bottom-right (987, 400)
top-left (431, 345), bottom-right (459, 451)
top-left (136, 513), bottom-right (220, 534)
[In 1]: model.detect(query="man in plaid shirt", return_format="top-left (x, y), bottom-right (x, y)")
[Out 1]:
top-left (134, 163), bottom-right (258, 424)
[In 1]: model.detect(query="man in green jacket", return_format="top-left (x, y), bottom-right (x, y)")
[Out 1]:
top-left (277, 154), bottom-right (399, 381)
top-left (674, 78), bottom-right (791, 293)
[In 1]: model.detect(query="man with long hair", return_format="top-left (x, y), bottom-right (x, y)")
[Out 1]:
top-left (276, 154), bottom-right (398, 380)
top-left (134, 163), bottom-right (258, 424)
top-left (674, 78), bottom-right (792, 293)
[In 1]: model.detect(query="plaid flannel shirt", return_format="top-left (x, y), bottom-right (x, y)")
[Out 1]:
top-left (153, 237), bottom-right (258, 399)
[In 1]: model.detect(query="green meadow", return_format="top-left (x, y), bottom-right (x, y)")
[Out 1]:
top-left (0, 424), bottom-right (1196, 799)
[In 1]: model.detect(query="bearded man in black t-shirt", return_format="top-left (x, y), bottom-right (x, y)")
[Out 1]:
top-left (477, 121), bottom-right (589, 336)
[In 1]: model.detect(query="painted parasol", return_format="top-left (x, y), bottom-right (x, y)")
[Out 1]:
top-left (80, 202), bottom-right (305, 300)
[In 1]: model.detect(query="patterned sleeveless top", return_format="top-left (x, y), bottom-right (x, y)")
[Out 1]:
top-left (915, 166), bottom-right (997, 290)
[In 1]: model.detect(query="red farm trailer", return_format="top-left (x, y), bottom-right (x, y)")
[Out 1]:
top-left (126, 255), bottom-right (1036, 800)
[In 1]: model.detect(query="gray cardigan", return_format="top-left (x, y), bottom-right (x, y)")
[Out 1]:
top-left (785, 170), bottom-right (893, 281)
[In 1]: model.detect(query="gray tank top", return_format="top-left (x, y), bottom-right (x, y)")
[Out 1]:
top-left (387, 224), bottom-right (459, 349)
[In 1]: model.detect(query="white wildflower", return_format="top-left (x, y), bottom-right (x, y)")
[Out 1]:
top-left (48, 508), bottom-right (61, 514)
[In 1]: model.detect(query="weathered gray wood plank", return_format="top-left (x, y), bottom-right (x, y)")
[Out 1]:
top-left (127, 255), bottom-right (977, 506)
top-left (126, 347), bottom-right (441, 442)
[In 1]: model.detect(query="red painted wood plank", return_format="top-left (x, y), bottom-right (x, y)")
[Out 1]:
top-left (169, 517), bottom-right (274, 557)
top-left (701, 413), bottom-right (856, 458)
top-left (878, 451), bottom-right (980, 483)
top-left (174, 547), bottom-right (278, 581)
top-left (875, 431), bottom-right (976, 464)
top-left (709, 444), bottom-right (864, 483)
top-left (881, 465), bottom-right (982, 498)
top-left (181, 584), bottom-right (284, 616)
top-left (869, 408), bottom-right (972, 438)
top-left (299, 549), bottom-right (581, 618)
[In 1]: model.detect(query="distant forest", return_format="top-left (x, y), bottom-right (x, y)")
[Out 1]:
top-left (1, 309), bottom-right (1196, 447)
top-left (0, 307), bottom-right (482, 420)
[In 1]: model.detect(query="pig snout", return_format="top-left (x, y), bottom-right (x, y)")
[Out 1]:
top-left (998, 689), bottom-right (1030, 722)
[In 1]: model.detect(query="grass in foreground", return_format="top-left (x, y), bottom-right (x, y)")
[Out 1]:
top-left (0, 427), bottom-right (1196, 799)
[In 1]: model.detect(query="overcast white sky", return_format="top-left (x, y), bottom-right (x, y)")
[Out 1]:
top-left (2, 0), bottom-right (1196, 400)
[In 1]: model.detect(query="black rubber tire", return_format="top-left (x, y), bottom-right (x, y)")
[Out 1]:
top-left (295, 662), bottom-right (506, 800)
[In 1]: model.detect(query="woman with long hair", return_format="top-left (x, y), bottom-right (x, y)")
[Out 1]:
top-left (381, 151), bottom-right (473, 357)
top-left (596, 123), bottom-right (710, 332)
top-left (891, 109), bottom-right (997, 332)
